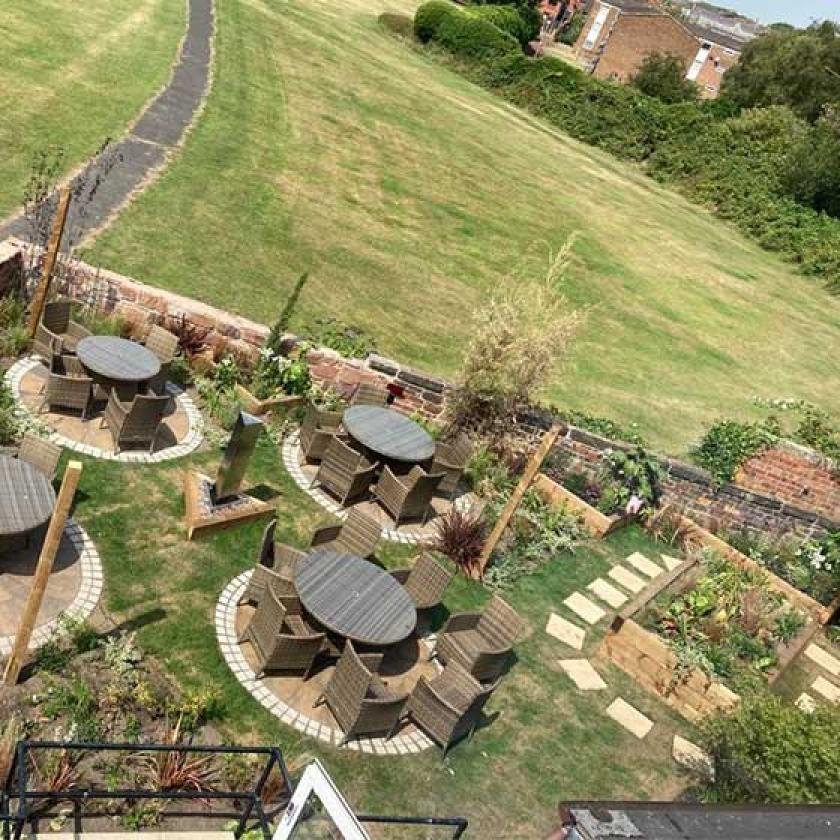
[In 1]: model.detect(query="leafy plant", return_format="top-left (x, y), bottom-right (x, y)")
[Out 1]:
top-left (165, 313), bottom-right (212, 358)
top-left (631, 52), bottom-right (699, 104)
top-left (0, 380), bottom-right (21, 445)
top-left (432, 508), bottom-right (487, 578)
top-left (250, 348), bottom-right (311, 400)
top-left (692, 418), bottom-right (780, 487)
top-left (303, 317), bottom-right (377, 359)
top-left (596, 446), bottom-right (663, 517)
top-left (0, 293), bottom-right (29, 357)
top-left (136, 719), bottom-right (218, 797)
top-left (31, 749), bottom-right (79, 793)
top-left (41, 676), bottom-right (101, 741)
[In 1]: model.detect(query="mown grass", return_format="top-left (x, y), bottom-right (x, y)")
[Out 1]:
top-left (71, 438), bottom-right (693, 836)
top-left (0, 0), bottom-right (185, 219)
top-left (82, 0), bottom-right (840, 454)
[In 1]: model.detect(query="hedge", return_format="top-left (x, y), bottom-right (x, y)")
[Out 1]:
top-left (414, 0), bottom-right (458, 43)
top-left (434, 9), bottom-right (520, 62)
top-left (469, 5), bottom-right (531, 47)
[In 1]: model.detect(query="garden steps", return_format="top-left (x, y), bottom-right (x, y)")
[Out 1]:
top-left (624, 552), bottom-right (665, 579)
top-left (811, 675), bottom-right (840, 703)
top-left (672, 735), bottom-right (713, 779)
top-left (587, 578), bottom-right (628, 609)
top-left (563, 592), bottom-right (607, 626)
top-left (545, 613), bottom-right (586, 650)
top-left (605, 697), bottom-right (654, 739)
top-left (607, 565), bottom-right (647, 594)
top-left (804, 643), bottom-right (840, 677)
top-left (558, 659), bottom-right (607, 691)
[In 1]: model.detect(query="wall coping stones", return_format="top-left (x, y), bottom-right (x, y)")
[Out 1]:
top-left (367, 354), bottom-right (400, 376)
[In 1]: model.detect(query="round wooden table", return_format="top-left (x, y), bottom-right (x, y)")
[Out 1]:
top-left (295, 548), bottom-right (417, 646)
top-left (343, 405), bottom-right (435, 464)
top-left (77, 336), bottom-right (160, 398)
top-left (0, 455), bottom-right (56, 540)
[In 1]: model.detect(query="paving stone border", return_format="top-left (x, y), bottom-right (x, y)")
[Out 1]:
top-left (216, 573), bottom-right (437, 755)
top-left (0, 519), bottom-right (103, 656)
top-left (281, 430), bottom-right (473, 545)
top-left (6, 356), bottom-right (204, 463)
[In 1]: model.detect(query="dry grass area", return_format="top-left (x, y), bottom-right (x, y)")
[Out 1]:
top-left (82, 0), bottom-right (840, 453)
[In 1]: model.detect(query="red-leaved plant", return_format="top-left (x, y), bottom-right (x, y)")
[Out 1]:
top-left (432, 508), bottom-right (487, 578)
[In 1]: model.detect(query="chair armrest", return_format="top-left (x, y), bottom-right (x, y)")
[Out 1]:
top-left (359, 652), bottom-right (384, 673)
top-left (310, 524), bottom-right (342, 547)
top-left (377, 466), bottom-right (406, 499)
top-left (412, 677), bottom-right (461, 717)
top-left (356, 459), bottom-right (380, 480)
top-left (67, 321), bottom-right (93, 341)
top-left (441, 612), bottom-right (482, 634)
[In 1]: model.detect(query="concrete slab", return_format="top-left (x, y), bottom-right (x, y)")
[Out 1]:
top-left (805, 644), bottom-right (840, 678)
top-left (545, 613), bottom-right (585, 651)
top-left (587, 578), bottom-right (628, 609)
top-left (564, 592), bottom-right (606, 626)
top-left (672, 735), bottom-right (714, 779)
top-left (608, 565), bottom-right (646, 594)
top-left (625, 552), bottom-right (663, 578)
top-left (661, 554), bottom-right (683, 572)
top-left (812, 676), bottom-right (840, 703)
top-left (559, 659), bottom-right (607, 691)
top-left (606, 697), bottom-right (654, 739)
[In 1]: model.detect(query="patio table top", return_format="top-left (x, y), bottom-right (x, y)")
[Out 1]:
top-left (0, 454), bottom-right (56, 537)
top-left (343, 405), bottom-right (435, 463)
top-left (295, 547), bottom-right (417, 646)
top-left (77, 335), bottom-right (160, 384)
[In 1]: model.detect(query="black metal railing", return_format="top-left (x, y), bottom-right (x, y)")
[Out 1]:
top-left (357, 813), bottom-right (469, 838)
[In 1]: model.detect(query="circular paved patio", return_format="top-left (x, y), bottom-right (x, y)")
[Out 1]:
top-left (217, 572), bottom-right (440, 755)
top-left (0, 519), bottom-right (103, 656)
top-left (6, 356), bottom-right (203, 463)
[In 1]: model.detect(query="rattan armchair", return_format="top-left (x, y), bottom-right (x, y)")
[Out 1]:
top-left (143, 324), bottom-right (180, 394)
top-left (390, 552), bottom-right (453, 611)
top-left (18, 434), bottom-right (62, 481)
top-left (312, 437), bottom-right (379, 505)
top-left (33, 300), bottom-right (92, 357)
top-left (434, 596), bottom-right (522, 682)
top-left (373, 465), bottom-right (444, 526)
top-left (393, 662), bottom-right (499, 757)
top-left (351, 383), bottom-right (389, 407)
top-left (240, 583), bottom-right (325, 679)
top-left (100, 391), bottom-right (171, 454)
top-left (240, 519), bottom-right (306, 606)
top-left (314, 641), bottom-right (407, 745)
top-left (299, 404), bottom-right (344, 463)
top-left (430, 433), bottom-right (472, 499)
top-left (40, 353), bottom-right (93, 419)
top-left (309, 509), bottom-right (382, 559)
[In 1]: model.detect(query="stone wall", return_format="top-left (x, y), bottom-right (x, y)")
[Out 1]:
top-left (0, 241), bottom-right (22, 297)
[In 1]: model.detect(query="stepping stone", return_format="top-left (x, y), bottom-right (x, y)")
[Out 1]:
top-left (564, 592), bottom-right (606, 626)
top-left (545, 613), bottom-right (585, 651)
top-left (812, 676), bottom-right (840, 703)
top-left (608, 565), bottom-right (646, 594)
top-left (661, 554), bottom-right (683, 572)
top-left (625, 552), bottom-right (663, 578)
top-left (805, 644), bottom-right (840, 678)
top-left (559, 659), bottom-right (607, 691)
top-left (587, 578), bottom-right (628, 609)
top-left (796, 692), bottom-right (817, 713)
top-left (672, 735), bottom-right (714, 779)
top-left (606, 697), bottom-right (654, 739)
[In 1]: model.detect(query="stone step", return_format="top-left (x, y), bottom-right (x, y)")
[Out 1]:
top-left (661, 554), bottom-right (683, 572)
top-left (545, 612), bottom-right (585, 650)
top-left (608, 565), bottom-right (646, 594)
top-left (606, 697), bottom-right (654, 739)
top-left (625, 552), bottom-right (663, 578)
top-left (812, 675), bottom-right (840, 703)
top-left (672, 735), bottom-right (714, 779)
top-left (564, 592), bottom-right (607, 625)
top-left (587, 577), bottom-right (628, 609)
top-left (805, 643), bottom-right (840, 678)
top-left (559, 658), bottom-right (607, 691)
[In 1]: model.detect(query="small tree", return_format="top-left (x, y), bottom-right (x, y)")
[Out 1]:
top-left (631, 52), bottom-right (698, 104)
top-left (447, 238), bottom-right (583, 442)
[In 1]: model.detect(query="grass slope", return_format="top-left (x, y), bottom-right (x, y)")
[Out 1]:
top-left (74, 443), bottom-right (691, 836)
top-left (0, 0), bottom-right (185, 219)
top-left (84, 0), bottom-right (840, 453)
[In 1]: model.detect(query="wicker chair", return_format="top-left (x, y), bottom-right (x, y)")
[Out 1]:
top-left (299, 404), bottom-right (344, 463)
top-left (18, 434), bottom-right (62, 481)
top-left (390, 552), bottom-right (453, 611)
top-left (314, 641), bottom-right (407, 745)
top-left (100, 391), bottom-right (171, 454)
top-left (40, 353), bottom-right (93, 419)
top-left (240, 583), bottom-right (325, 679)
top-left (430, 433), bottom-right (472, 499)
top-left (32, 300), bottom-right (92, 357)
top-left (312, 437), bottom-right (379, 505)
top-left (373, 465), bottom-right (444, 526)
top-left (393, 663), bottom-right (500, 757)
top-left (143, 324), bottom-right (180, 395)
top-left (239, 519), bottom-right (306, 606)
top-left (351, 383), bottom-right (389, 407)
top-left (434, 596), bottom-right (523, 682)
top-left (309, 509), bottom-right (382, 559)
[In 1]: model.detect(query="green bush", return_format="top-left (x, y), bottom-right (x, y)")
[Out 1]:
top-left (692, 418), bottom-right (780, 487)
top-left (631, 52), bottom-right (698, 104)
top-left (469, 5), bottom-right (530, 47)
top-left (435, 10), bottom-right (520, 61)
top-left (0, 381), bottom-right (20, 445)
top-left (701, 695), bottom-right (840, 803)
top-left (558, 8), bottom-right (585, 45)
top-left (414, 0), bottom-right (458, 42)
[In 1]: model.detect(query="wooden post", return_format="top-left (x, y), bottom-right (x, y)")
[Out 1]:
top-left (27, 186), bottom-right (72, 339)
top-left (3, 460), bottom-right (82, 686)
top-left (476, 423), bottom-right (564, 577)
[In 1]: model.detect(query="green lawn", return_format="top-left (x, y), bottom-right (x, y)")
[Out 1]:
top-left (81, 0), bottom-right (840, 454)
top-left (0, 0), bottom-right (185, 219)
top-left (72, 439), bottom-right (693, 836)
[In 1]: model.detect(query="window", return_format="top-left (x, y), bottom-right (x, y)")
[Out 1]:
top-left (582, 4), bottom-right (609, 50)
top-left (686, 44), bottom-right (712, 81)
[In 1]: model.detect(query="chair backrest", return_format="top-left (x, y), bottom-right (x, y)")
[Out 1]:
top-left (58, 353), bottom-right (87, 378)
top-left (145, 325), bottom-right (179, 364)
top-left (403, 468), bottom-right (444, 508)
top-left (42, 300), bottom-right (71, 334)
top-left (405, 552), bottom-right (453, 606)
top-left (258, 518), bottom-right (277, 567)
top-left (318, 408), bottom-right (344, 430)
top-left (325, 641), bottom-right (374, 719)
top-left (18, 434), bottom-right (62, 480)
top-left (121, 394), bottom-right (171, 440)
top-left (478, 596), bottom-right (523, 649)
top-left (351, 383), bottom-right (388, 407)
top-left (321, 436), bottom-right (364, 476)
top-left (248, 583), bottom-right (288, 656)
top-left (337, 509), bottom-right (382, 557)
top-left (447, 433), bottom-right (473, 465)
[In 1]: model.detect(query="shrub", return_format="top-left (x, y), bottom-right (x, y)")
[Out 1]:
top-left (631, 52), bottom-right (699, 104)
top-left (700, 695), bottom-right (840, 803)
top-left (692, 418), bottom-right (780, 487)
top-left (435, 10), bottom-right (520, 61)
top-left (597, 445), bottom-right (662, 516)
top-left (414, 0), bottom-right (458, 42)
top-left (0, 381), bottom-right (20, 445)
top-left (469, 5), bottom-right (530, 47)
top-left (303, 316), bottom-right (377, 359)
top-left (432, 509), bottom-right (487, 577)
top-left (558, 8), bottom-right (585, 45)
top-left (0, 294), bottom-right (28, 358)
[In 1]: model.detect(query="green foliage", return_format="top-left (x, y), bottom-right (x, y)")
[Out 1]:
top-left (464, 445), bottom-right (517, 497)
top-left (783, 106), bottom-right (840, 219)
top-left (434, 8), bottom-right (520, 62)
top-left (0, 293), bottom-right (29, 357)
top-left (72, 304), bottom-right (131, 338)
top-left (378, 11), bottom-right (414, 39)
top-left (596, 445), bottom-right (663, 516)
top-left (303, 316), bottom-right (377, 359)
top-left (0, 380), bottom-right (20, 445)
top-left (469, 5), bottom-right (531, 47)
top-left (251, 348), bottom-right (312, 399)
top-left (195, 355), bottom-right (243, 430)
top-left (555, 408), bottom-right (645, 445)
top-left (414, 0), bottom-right (458, 43)
top-left (41, 675), bottom-right (101, 741)
top-left (692, 417), bottom-right (780, 487)
top-left (721, 22), bottom-right (840, 123)
top-left (272, 271), bottom-right (309, 342)
top-left (751, 398), bottom-right (840, 463)
top-left (558, 8), bottom-right (585, 45)
top-left (631, 52), bottom-right (698, 105)
top-left (700, 694), bottom-right (840, 803)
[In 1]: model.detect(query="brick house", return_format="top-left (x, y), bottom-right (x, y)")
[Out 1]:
top-left (574, 0), bottom-right (744, 98)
